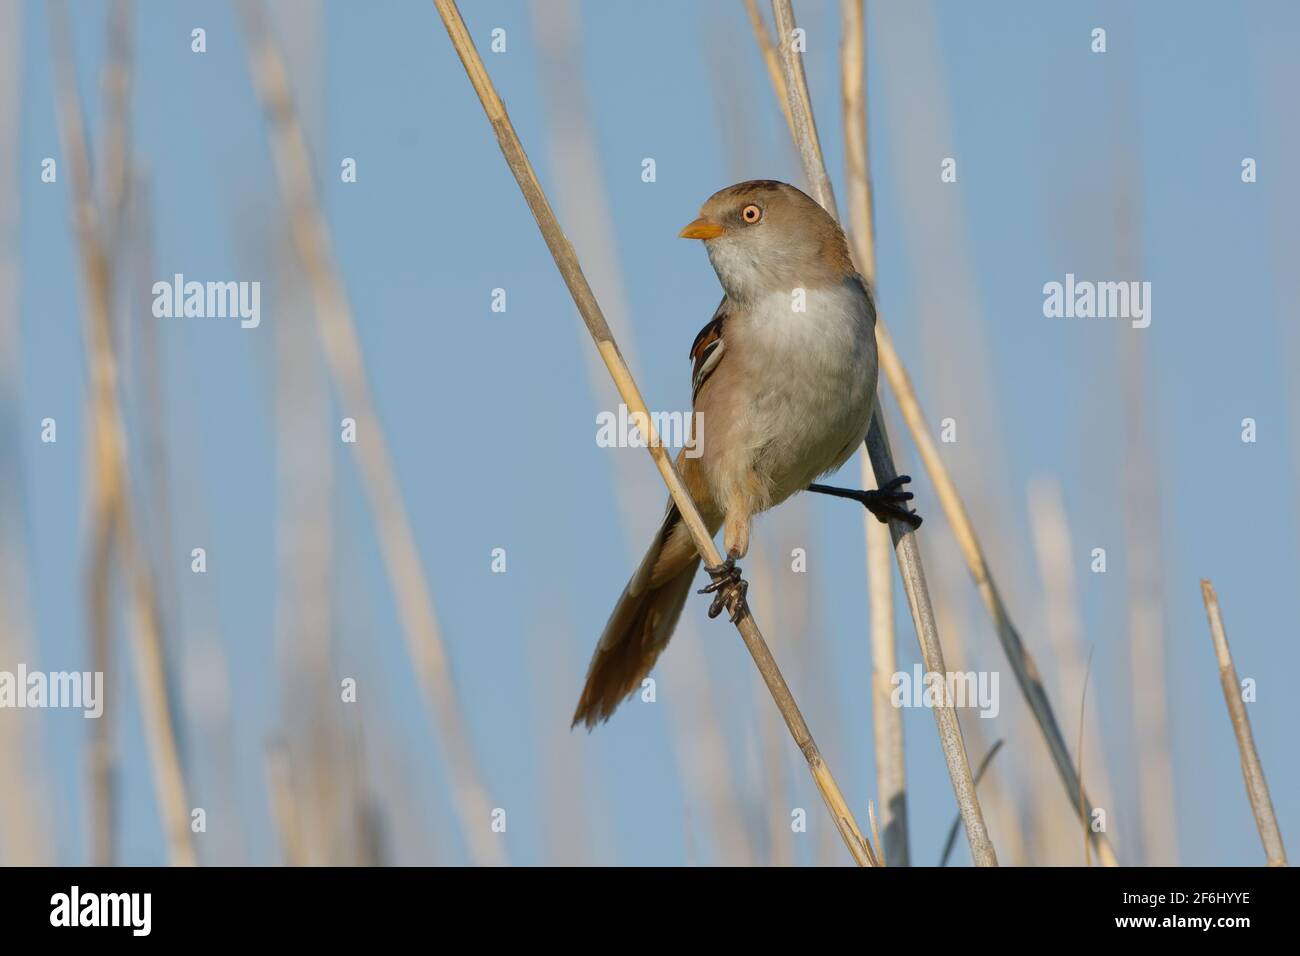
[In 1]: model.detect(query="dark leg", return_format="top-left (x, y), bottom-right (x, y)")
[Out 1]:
top-left (807, 474), bottom-right (922, 529)
top-left (698, 550), bottom-right (750, 623)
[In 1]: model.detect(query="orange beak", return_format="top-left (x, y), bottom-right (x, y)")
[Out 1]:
top-left (678, 217), bottom-right (726, 240)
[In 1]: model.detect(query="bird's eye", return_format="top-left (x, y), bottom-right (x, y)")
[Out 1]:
top-left (741, 204), bottom-right (762, 223)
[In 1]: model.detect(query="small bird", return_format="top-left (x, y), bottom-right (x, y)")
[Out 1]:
top-left (572, 180), bottom-right (917, 728)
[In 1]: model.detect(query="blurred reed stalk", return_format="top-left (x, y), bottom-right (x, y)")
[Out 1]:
top-left (0, 0), bottom-right (52, 866)
top-left (1199, 581), bottom-right (1287, 866)
top-left (769, 0), bottom-right (1118, 866)
top-left (271, 227), bottom-right (349, 865)
top-left (769, 0), bottom-right (995, 866)
top-left (743, 549), bottom-right (793, 865)
top-left (1027, 479), bottom-right (1116, 850)
top-left (265, 741), bottom-right (306, 866)
top-left (840, 0), bottom-right (907, 867)
top-left (351, 730), bottom-right (390, 866)
top-left (434, 0), bottom-right (879, 867)
top-left (662, 639), bottom-right (757, 865)
top-left (82, 0), bottom-right (126, 865)
top-left (262, 0), bottom-right (358, 866)
top-left (526, 613), bottom-right (598, 866)
top-left (1121, 330), bottom-right (1175, 868)
top-left (99, 0), bottom-right (132, 266)
top-left (49, 0), bottom-right (196, 866)
top-left (234, 0), bottom-right (503, 866)
top-left (527, 0), bottom-right (645, 395)
top-left (93, 0), bottom-right (136, 870)
top-left (1105, 69), bottom-right (1176, 864)
top-left (530, 0), bottom-right (754, 864)
top-left (1078, 647), bottom-right (1095, 866)
top-left (742, 0), bottom-right (795, 140)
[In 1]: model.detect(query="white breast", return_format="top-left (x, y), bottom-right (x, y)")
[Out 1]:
top-left (706, 277), bottom-right (878, 511)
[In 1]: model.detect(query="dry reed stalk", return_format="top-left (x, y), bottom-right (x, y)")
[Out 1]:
top-left (758, 713), bottom-right (791, 865)
top-left (80, 71), bottom-right (121, 873)
top-left (105, 0), bottom-right (196, 870)
top-left (86, 471), bottom-right (117, 865)
top-left (747, 551), bottom-right (793, 866)
top-left (841, 0), bottom-right (908, 867)
top-left (938, 739), bottom-right (1003, 867)
top-left (839, 0), bottom-right (875, 285)
top-left (0, 0), bottom-right (52, 866)
top-left (529, 0), bottom-right (644, 380)
top-left (122, 534), bottom-right (197, 865)
top-left (259, 1), bottom-right (353, 867)
top-left (1103, 87), bottom-right (1176, 864)
top-left (234, 0), bottom-right (503, 866)
top-left (434, 0), bottom-right (878, 867)
top-left (99, 0), bottom-right (133, 266)
top-left (866, 800), bottom-right (883, 864)
top-left (353, 734), bottom-right (391, 867)
top-left (742, 0), bottom-right (796, 141)
top-left (1121, 365), bottom-right (1176, 868)
top-left (272, 234), bottom-right (347, 866)
top-left (49, 0), bottom-right (197, 867)
top-left (0, 553), bottom-right (47, 861)
top-left (88, 0), bottom-right (134, 871)
top-left (662, 637), bottom-right (757, 865)
top-left (265, 741), bottom-right (305, 866)
top-left (770, 0), bottom-right (995, 866)
top-left (526, 616), bottom-right (597, 865)
top-left (262, 0), bottom-right (350, 864)
top-left (1078, 646), bottom-right (1095, 866)
top-left (1199, 581), bottom-right (1287, 866)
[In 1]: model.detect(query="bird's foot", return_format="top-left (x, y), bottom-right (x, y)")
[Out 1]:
top-left (699, 551), bottom-right (750, 623)
top-left (807, 475), bottom-right (923, 529)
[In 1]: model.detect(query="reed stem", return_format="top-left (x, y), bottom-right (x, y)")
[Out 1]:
top-left (1200, 580), bottom-right (1287, 866)
top-left (841, 0), bottom-right (908, 867)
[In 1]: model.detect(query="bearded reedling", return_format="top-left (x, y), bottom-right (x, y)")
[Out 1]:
top-left (573, 180), bottom-right (918, 728)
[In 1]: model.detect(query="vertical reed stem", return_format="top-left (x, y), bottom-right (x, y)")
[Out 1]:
top-left (841, 0), bottom-right (908, 866)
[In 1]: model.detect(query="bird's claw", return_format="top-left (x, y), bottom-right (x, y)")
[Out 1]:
top-left (862, 474), bottom-right (922, 528)
top-left (699, 553), bottom-right (750, 622)
top-left (809, 474), bottom-right (922, 528)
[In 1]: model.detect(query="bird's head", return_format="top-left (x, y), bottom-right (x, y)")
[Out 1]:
top-left (679, 180), bottom-right (854, 302)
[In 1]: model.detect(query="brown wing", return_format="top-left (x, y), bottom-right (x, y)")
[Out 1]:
top-left (689, 297), bottom-right (728, 403)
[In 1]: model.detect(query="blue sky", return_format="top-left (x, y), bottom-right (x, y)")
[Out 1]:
top-left (6, 0), bottom-right (1298, 866)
